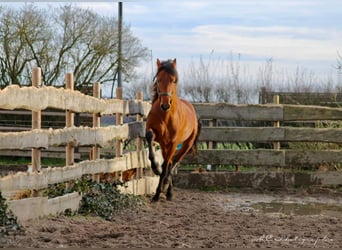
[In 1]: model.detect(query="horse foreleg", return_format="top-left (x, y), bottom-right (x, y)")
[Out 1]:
top-left (152, 143), bottom-right (177, 202)
top-left (152, 161), bottom-right (170, 202)
top-left (145, 129), bottom-right (162, 175)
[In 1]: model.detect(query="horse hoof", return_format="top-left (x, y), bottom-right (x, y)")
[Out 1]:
top-left (166, 194), bottom-right (173, 201)
top-left (151, 195), bottom-right (159, 203)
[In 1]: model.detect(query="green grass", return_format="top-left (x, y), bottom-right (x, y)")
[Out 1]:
top-left (0, 156), bottom-right (65, 166)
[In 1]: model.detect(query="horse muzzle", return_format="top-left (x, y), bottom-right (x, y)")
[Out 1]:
top-left (159, 94), bottom-right (172, 111)
top-left (160, 103), bottom-right (171, 111)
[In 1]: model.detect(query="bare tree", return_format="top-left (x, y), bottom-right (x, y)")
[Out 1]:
top-left (0, 4), bottom-right (149, 92)
top-left (0, 6), bottom-right (49, 86)
top-left (182, 54), bottom-right (259, 104)
top-left (337, 51), bottom-right (342, 74)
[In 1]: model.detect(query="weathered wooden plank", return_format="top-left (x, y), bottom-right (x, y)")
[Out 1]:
top-left (0, 148), bottom-right (162, 192)
top-left (183, 149), bottom-right (285, 166)
top-left (286, 150), bottom-right (342, 165)
top-left (199, 127), bottom-right (285, 142)
top-left (125, 99), bottom-right (151, 116)
top-left (285, 127), bottom-right (342, 143)
top-left (199, 127), bottom-right (342, 143)
top-left (193, 103), bottom-right (342, 121)
top-left (0, 85), bottom-right (151, 116)
top-left (0, 122), bottom-right (145, 149)
top-left (283, 105), bottom-right (342, 121)
top-left (7, 196), bottom-right (46, 221)
top-left (0, 85), bottom-right (107, 113)
top-left (7, 192), bottom-right (82, 222)
top-left (261, 91), bottom-right (342, 106)
top-left (193, 103), bottom-right (283, 121)
top-left (7, 175), bottom-right (158, 221)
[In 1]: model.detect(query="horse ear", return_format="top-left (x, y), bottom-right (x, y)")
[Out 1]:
top-left (172, 58), bottom-right (177, 67)
top-left (157, 58), bottom-right (161, 68)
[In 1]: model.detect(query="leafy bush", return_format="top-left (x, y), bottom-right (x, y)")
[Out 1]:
top-left (77, 180), bottom-right (144, 221)
top-left (0, 192), bottom-right (24, 241)
top-left (43, 176), bottom-right (144, 221)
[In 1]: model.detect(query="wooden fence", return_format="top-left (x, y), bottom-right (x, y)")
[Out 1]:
top-left (0, 68), bottom-right (161, 221)
top-left (183, 102), bottom-right (342, 170)
top-left (176, 101), bottom-right (342, 189)
top-left (259, 87), bottom-right (342, 106)
top-left (1, 70), bottom-right (342, 220)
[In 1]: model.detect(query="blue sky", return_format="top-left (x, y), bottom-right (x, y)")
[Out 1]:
top-left (2, 0), bottom-right (342, 81)
top-left (75, 0), bottom-right (342, 80)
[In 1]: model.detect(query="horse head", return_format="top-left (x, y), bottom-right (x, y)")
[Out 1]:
top-left (153, 58), bottom-right (178, 111)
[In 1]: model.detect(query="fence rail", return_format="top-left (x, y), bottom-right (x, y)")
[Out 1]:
top-left (1, 79), bottom-right (342, 220)
top-left (183, 102), bottom-right (342, 169)
top-left (0, 68), bottom-right (160, 221)
top-left (0, 84), bottom-right (151, 116)
top-left (193, 102), bottom-right (342, 121)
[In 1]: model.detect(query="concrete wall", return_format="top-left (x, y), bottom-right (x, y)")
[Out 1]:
top-left (173, 171), bottom-right (342, 189)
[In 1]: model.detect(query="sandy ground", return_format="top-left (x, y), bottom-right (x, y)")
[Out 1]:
top-left (2, 188), bottom-right (342, 248)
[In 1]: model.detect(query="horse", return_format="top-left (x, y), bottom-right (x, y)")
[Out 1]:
top-left (146, 58), bottom-right (201, 202)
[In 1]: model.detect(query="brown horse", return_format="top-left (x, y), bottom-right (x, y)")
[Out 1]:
top-left (146, 58), bottom-right (200, 202)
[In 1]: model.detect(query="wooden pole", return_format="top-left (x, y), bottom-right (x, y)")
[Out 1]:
top-left (65, 73), bottom-right (74, 166)
top-left (115, 87), bottom-right (123, 157)
top-left (273, 95), bottom-right (280, 150)
top-left (115, 87), bottom-right (123, 181)
top-left (136, 91), bottom-right (143, 179)
top-left (92, 82), bottom-right (101, 159)
top-left (208, 119), bottom-right (218, 171)
top-left (31, 68), bottom-right (41, 173)
top-left (273, 95), bottom-right (281, 172)
top-left (92, 82), bottom-right (101, 183)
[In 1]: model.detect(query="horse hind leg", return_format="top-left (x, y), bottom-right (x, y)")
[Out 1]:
top-left (165, 172), bottom-right (174, 201)
top-left (145, 129), bottom-right (162, 175)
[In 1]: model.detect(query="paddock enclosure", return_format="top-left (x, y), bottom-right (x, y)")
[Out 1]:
top-left (178, 101), bottom-right (342, 189)
top-left (0, 68), bottom-right (161, 221)
top-left (0, 67), bottom-right (342, 222)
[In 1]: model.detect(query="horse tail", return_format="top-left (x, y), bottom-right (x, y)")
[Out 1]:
top-left (190, 119), bottom-right (201, 154)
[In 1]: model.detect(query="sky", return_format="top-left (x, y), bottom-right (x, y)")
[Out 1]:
top-left (74, 0), bottom-right (342, 81)
top-left (2, 0), bottom-right (342, 83)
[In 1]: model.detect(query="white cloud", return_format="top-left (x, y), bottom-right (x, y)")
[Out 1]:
top-left (74, 2), bottom-right (116, 16)
top-left (189, 24), bottom-right (342, 61)
top-left (4, 0), bottom-right (339, 79)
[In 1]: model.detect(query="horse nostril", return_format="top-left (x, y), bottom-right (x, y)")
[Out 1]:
top-left (160, 103), bottom-right (170, 111)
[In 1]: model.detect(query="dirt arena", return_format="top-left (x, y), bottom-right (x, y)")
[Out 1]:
top-left (2, 187), bottom-right (342, 248)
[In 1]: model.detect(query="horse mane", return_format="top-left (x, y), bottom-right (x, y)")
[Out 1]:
top-left (152, 60), bottom-right (178, 103)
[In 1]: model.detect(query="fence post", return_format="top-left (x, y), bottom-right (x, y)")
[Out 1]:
top-left (65, 73), bottom-right (75, 166)
top-left (136, 91), bottom-right (143, 179)
top-left (31, 68), bottom-right (41, 174)
top-left (115, 87), bottom-right (123, 180)
top-left (115, 87), bottom-right (123, 156)
top-left (91, 82), bottom-right (101, 182)
top-left (92, 82), bottom-right (101, 159)
top-left (273, 95), bottom-right (281, 172)
top-left (273, 95), bottom-right (280, 150)
top-left (208, 119), bottom-right (217, 171)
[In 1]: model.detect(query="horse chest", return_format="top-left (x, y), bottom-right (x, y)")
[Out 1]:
top-left (157, 121), bottom-right (178, 141)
